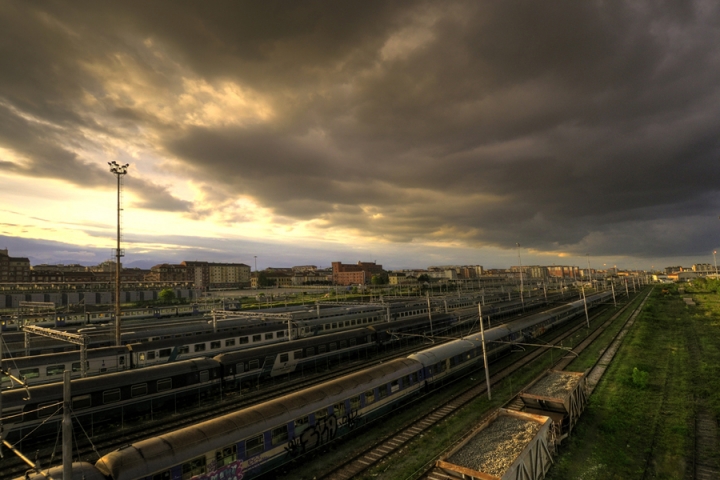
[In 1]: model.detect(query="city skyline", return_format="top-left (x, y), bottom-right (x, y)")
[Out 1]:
top-left (2, 2), bottom-right (719, 271)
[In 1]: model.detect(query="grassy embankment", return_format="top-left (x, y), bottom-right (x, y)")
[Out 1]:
top-left (548, 281), bottom-right (720, 479)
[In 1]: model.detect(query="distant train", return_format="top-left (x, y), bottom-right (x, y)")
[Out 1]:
top-left (13, 291), bottom-right (614, 480)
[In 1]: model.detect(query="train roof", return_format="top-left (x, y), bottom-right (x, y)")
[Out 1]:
top-left (1, 345), bottom-right (128, 369)
top-left (96, 357), bottom-right (421, 480)
top-left (2, 358), bottom-right (219, 406)
top-left (407, 337), bottom-right (484, 365)
top-left (213, 327), bottom-right (374, 363)
top-left (125, 322), bottom-right (292, 351)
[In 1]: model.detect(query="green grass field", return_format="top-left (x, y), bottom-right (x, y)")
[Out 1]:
top-left (548, 281), bottom-right (720, 479)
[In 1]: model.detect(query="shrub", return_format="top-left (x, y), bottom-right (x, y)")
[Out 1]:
top-left (632, 367), bottom-right (649, 388)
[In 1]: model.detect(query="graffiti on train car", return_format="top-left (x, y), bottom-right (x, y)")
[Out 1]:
top-left (285, 409), bottom-right (360, 459)
top-left (192, 460), bottom-right (244, 480)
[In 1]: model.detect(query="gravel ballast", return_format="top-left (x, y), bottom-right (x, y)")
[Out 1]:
top-left (447, 415), bottom-right (541, 477)
top-left (526, 372), bottom-right (579, 398)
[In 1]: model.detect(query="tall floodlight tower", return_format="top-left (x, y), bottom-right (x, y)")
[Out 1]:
top-left (109, 161), bottom-right (129, 346)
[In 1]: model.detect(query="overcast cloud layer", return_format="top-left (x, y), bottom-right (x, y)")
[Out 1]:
top-left (1, 1), bottom-right (720, 269)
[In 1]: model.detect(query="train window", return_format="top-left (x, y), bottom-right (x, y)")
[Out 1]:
top-left (293, 349), bottom-right (303, 359)
top-left (271, 425), bottom-right (288, 445)
top-left (411, 372), bottom-right (418, 383)
top-left (151, 470), bottom-right (171, 480)
top-left (38, 402), bottom-right (58, 418)
top-left (404, 375), bottom-right (411, 386)
top-left (365, 390), bottom-right (375, 405)
top-left (179, 346), bottom-right (189, 354)
top-left (249, 360), bottom-right (260, 370)
top-left (225, 339), bottom-right (236, 347)
top-left (332, 323), bottom-right (338, 329)
top-left (194, 344), bottom-right (206, 352)
top-left (391, 380), bottom-right (400, 393)
top-left (277, 331), bottom-right (285, 338)
top-left (252, 335), bottom-right (261, 343)
top-left (147, 352), bottom-right (156, 361)
top-left (181, 456), bottom-right (206, 480)
top-left (71, 362), bottom-right (89, 372)
top-left (215, 445), bottom-right (237, 467)
top-left (236, 363), bottom-right (244, 373)
top-left (305, 346), bottom-right (315, 357)
top-left (350, 396), bottom-right (361, 411)
top-left (72, 394), bottom-right (91, 410)
top-left (334, 402), bottom-right (346, 417)
top-left (103, 389), bottom-right (121, 404)
top-left (245, 434), bottom-right (264, 457)
top-left (351, 319), bottom-right (356, 325)
top-left (131, 384), bottom-right (148, 397)
top-left (159, 349), bottom-right (171, 358)
top-left (199, 370), bottom-right (210, 382)
top-left (339, 340), bottom-right (347, 349)
top-left (349, 338), bottom-right (356, 347)
top-left (20, 368), bottom-right (39, 380)
top-left (280, 353), bottom-right (289, 362)
top-left (295, 415), bottom-right (309, 436)
top-left (157, 378), bottom-right (172, 392)
top-left (46, 365), bottom-right (64, 376)
top-left (315, 408), bottom-right (328, 421)
top-left (318, 345), bottom-right (327, 354)
top-left (329, 342), bottom-right (337, 352)
top-left (240, 336), bottom-right (249, 344)
top-left (265, 333), bottom-right (273, 340)
top-left (211, 341), bottom-right (221, 349)
top-left (378, 386), bottom-right (388, 399)
top-left (139, 353), bottom-right (146, 362)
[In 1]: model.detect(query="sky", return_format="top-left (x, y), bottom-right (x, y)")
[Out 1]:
top-left (1, 1), bottom-right (719, 272)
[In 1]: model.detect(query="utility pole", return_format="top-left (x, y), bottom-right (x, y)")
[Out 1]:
top-left (582, 286), bottom-right (590, 329)
top-left (516, 243), bottom-right (524, 310)
top-left (426, 291), bottom-right (434, 338)
top-left (109, 161), bottom-right (129, 346)
top-left (478, 304), bottom-right (491, 400)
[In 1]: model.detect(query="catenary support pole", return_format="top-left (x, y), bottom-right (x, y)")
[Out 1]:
top-left (63, 370), bottom-right (72, 480)
top-left (478, 304), bottom-right (491, 400)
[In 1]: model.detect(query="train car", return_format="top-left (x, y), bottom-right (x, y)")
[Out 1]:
top-left (2, 358), bottom-right (222, 451)
top-left (95, 358), bottom-right (425, 480)
top-left (410, 290), bottom-right (615, 390)
top-left (1, 346), bottom-right (131, 388)
top-left (215, 328), bottom-right (377, 392)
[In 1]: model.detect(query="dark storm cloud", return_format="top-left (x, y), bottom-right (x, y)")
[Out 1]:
top-left (2, 0), bottom-right (720, 260)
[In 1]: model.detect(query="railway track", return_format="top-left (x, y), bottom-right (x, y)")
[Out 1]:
top-left (312, 294), bottom-right (643, 480)
top-left (1, 308), bottom-right (523, 480)
top-left (416, 288), bottom-right (651, 480)
top-left (681, 294), bottom-right (720, 480)
top-left (318, 288), bottom-right (648, 480)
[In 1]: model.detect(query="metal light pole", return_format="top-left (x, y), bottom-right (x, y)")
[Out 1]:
top-left (254, 255), bottom-right (257, 289)
top-left (714, 250), bottom-right (718, 276)
top-left (516, 243), bottom-right (524, 310)
top-left (586, 253), bottom-right (591, 288)
top-left (478, 304), bottom-right (491, 400)
top-left (109, 161), bottom-right (129, 347)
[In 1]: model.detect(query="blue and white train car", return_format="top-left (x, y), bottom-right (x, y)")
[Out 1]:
top-left (95, 358), bottom-right (425, 480)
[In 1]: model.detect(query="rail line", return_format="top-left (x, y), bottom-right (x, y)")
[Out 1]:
top-left (416, 288), bottom-right (651, 480)
top-left (1, 306), bottom-right (540, 480)
top-left (312, 294), bottom-right (643, 480)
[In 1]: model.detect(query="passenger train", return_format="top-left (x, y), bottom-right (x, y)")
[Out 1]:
top-left (8, 291), bottom-right (614, 480)
top-left (1, 294), bottom-right (545, 386)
